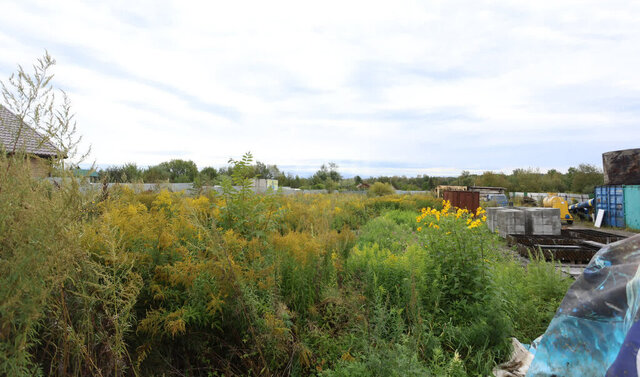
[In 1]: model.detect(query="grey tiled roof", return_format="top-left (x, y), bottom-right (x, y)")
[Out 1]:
top-left (0, 104), bottom-right (60, 157)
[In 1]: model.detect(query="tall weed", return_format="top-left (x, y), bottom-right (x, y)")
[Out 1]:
top-left (0, 163), bottom-right (571, 376)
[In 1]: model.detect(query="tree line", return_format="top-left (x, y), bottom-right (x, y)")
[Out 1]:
top-left (364, 164), bottom-right (603, 194)
top-left (95, 160), bottom-right (603, 194)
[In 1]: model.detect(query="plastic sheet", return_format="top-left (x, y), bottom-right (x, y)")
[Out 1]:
top-left (606, 319), bottom-right (640, 376)
top-left (493, 338), bottom-right (534, 377)
top-left (527, 234), bottom-right (640, 377)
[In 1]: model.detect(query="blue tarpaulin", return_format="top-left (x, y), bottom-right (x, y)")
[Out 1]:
top-left (528, 234), bottom-right (640, 377)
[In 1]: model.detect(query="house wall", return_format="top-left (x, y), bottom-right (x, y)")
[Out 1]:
top-left (28, 156), bottom-right (52, 178)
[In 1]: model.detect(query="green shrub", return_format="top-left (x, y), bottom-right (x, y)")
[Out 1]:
top-left (368, 182), bottom-right (396, 197)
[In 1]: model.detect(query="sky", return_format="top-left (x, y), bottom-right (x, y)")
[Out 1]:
top-left (1, 0), bottom-right (640, 177)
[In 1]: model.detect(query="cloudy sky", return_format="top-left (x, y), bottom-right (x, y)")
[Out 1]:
top-left (1, 0), bottom-right (639, 177)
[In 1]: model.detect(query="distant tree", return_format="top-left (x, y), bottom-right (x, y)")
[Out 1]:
top-left (453, 170), bottom-right (475, 186)
top-left (313, 165), bottom-right (327, 183)
top-left (143, 165), bottom-right (170, 183)
top-left (570, 164), bottom-right (603, 194)
top-left (254, 162), bottom-right (270, 179)
top-left (417, 175), bottom-right (432, 190)
top-left (541, 169), bottom-right (567, 192)
top-left (310, 162), bottom-right (342, 190)
top-left (122, 163), bottom-right (143, 182)
top-left (509, 168), bottom-right (543, 192)
top-left (101, 163), bottom-right (142, 183)
top-left (199, 166), bottom-right (218, 183)
top-left (354, 175), bottom-right (363, 185)
top-left (365, 175), bottom-right (437, 191)
top-left (254, 161), bottom-right (281, 179)
top-left (277, 172), bottom-right (305, 188)
top-left (475, 171), bottom-right (510, 189)
top-left (216, 166), bottom-right (231, 176)
top-left (292, 175), bottom-right (303, 188)
top-left (157, 159), bottom-right (198, 183)
top-left (330, 163), bottom-right (341, 181)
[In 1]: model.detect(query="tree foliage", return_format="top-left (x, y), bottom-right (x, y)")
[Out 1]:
top-left (157, 159), bottom-right (198, 183)
top-left (569, 164), bottom-right (603, 194)
top-left (102, 162), bottom-right (143, 183)
top-left (198, 166), bottom-right (218, 184)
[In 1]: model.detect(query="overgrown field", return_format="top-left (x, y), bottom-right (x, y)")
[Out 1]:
top-left (0, 157), bottom-right (572, 376)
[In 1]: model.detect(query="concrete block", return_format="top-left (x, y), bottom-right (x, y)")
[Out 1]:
top-left (497, 209), bottom-right (526, 237)
top-left (494, 207), bottom-right (561, 237)
top-left (486, 207), bottom-right (507, 233)
top-left (524, 208), bottom-right (543, 235)
top-left (533, 208), bottom-right (561, 235)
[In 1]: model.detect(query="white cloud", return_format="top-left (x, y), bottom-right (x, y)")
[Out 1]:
top-left (1, 0), bottom-right (639, 176)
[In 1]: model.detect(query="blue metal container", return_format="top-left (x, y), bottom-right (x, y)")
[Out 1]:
top-left (624, 185), bottom-right (640, 230)
top-left (595, 185), bottom-right (626, 228)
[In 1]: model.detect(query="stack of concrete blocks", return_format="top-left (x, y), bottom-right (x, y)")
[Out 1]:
top-left (486, 207), bottom-right (561, 237)
top-left (497, 209), bottom-right (526, 237)
top-left (523, 208), bottom-right (561, 235)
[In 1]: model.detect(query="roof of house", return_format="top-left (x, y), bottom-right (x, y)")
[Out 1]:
top-left (0, 104), bottom-right (61, 157)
